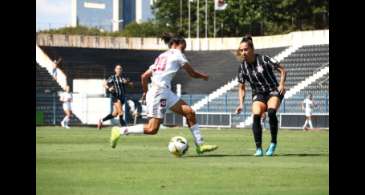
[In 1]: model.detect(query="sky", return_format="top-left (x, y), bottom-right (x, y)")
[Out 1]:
top-left (36, 0), bottom-right (72, 31)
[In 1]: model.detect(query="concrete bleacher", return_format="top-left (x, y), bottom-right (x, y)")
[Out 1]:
top-left (279, 44), bottom-right (329, 89)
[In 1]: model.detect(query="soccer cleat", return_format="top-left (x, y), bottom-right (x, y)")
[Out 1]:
top-left (65, 125), bottom-right (71, 129)
top-left (110, 126), bottom-right (121, 148)
top-left (196, 144), bottom-right (218, 154)
top-left (254, 148), bottom-right (264, 156)
top-left (265, 143), bottom-right (277, 156)
top-left (97, 119), bottom-right (103, 130)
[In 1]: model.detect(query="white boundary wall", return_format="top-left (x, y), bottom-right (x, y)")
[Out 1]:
top-left (36, 30), bottom-right (328, 50)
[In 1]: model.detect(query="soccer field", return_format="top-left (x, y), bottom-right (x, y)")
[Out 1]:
top-left (36, 126), bottom-right (328, 195)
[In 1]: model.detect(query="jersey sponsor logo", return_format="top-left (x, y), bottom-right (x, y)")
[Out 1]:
top-left (257, 65), bottom-right (264, 73)
top-left (160, 99), bottom-right (167, 107)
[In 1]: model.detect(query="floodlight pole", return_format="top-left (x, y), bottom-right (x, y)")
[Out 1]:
top-left (197, 0), bottom-right (200, 50)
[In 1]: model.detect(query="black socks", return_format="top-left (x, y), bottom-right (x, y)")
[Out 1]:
top-left (252, 114), bottom-right (262, 148)
top-left (268, 108), bottom-right (278, 144)
top-left (102, 114), bottom-right (114, 122)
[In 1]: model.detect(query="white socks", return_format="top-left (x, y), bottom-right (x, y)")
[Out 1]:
top-left (303, 120), bottom-right (313, 129)
top-left (303, 120), bottom-right (308, 129)
top-left (121, 124), bottom-right (144, 135)
top-left (62, 116), bottom-right (70, 125)
top-left (190, 124), bottom-right (204, 145)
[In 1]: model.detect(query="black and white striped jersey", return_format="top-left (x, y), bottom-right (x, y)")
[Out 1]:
top-left (238, 54), bottom-right (281, 94)
top-left (106, 74), bottom-right (127, 98)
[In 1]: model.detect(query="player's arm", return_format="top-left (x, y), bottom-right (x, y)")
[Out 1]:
top-left (141, 69), bottom-right (153, 100)
top-left (122, 77), bottom-right (134, 88)
top-left (182, 63), bottom-right (208, 80)
top-left (235, 83), bottom-right (245, 114)
top-left (103, 80), bottom-right (115, 92)
top-left (276, 64), bottom-right (287, 95)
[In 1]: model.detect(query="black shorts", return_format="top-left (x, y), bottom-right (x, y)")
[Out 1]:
top-left (111, 96), bottom-right (125, 104)
top-left (252, 90), bottom-right (284, 105)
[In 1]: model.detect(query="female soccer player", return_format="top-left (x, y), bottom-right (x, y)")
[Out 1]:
top-left (235, 35), bottom-right (287, 156)
top-left (110, 34), bottom-right (218, 154)
top-left (60, 85), bottom-right (73, 129)
top-left (301, 93), bottom-right (318, 130)
top-left (97, 64), bottom-right (133, 129)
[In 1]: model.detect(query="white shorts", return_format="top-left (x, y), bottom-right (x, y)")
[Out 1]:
top-left (146, 88), bottom-right (180, 119)
top-left (63, 103), bottom-right (71, 111)
top-left (305, 110), bottom-right (312, 117)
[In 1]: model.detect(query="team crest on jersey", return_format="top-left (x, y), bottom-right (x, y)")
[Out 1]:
top-left (160, 99), bottom-right (167, 107)
top-left (253, 95), bottom-right (257, 100)
top-left (257, 65), bottom-right (264, 73)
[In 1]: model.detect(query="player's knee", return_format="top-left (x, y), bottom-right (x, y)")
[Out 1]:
top-left (146, 126), bottom-right (159, 135)
top-left (267, 108), bottom-right (277, 120)
top-left (185, 107), bottom-right (195, 118)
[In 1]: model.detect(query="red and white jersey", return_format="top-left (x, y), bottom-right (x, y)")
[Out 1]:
top-left (149, 49), bottom-right (188, 89)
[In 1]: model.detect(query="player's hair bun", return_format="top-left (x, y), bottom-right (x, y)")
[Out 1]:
top-left (240, 34), bottom-right (253, 43)
top-left (161, 32), bottom-right (174, 44)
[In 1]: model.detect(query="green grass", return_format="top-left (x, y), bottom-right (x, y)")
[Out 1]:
top-left (36, 126), bottom-right (328, 195)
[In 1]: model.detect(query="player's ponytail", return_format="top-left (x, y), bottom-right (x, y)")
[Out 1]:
top-left (161, 32), bottom-right (186, 48)
top-left (240, 34), bottom-right (254, 49)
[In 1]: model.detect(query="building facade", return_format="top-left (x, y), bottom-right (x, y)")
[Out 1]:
top-left (71, 0), bottom-right (154, 32)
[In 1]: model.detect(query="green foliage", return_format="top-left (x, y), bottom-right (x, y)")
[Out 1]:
top-left (39, 0), bottom-right (328, 37)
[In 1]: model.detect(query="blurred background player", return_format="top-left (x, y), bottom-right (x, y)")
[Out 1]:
top-left (123, 98), bottom-right (142, 125)
top-left (60, 85), bottom-right (72, 129)
top-left (301, 93), bottom-right (318, 131)
top-left (110, 33), bottom-right (218, 154)
top-left (235, 35), bottom-right (287, 156)
top-left (97, 64), bottom-right (133, 129)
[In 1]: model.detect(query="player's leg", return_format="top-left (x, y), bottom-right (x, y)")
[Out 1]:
top-left (61, 110), bottom-right (67, 128)
top-left (252, 101), bottom-right (267, 156)
top-left (61, 104), bottom-right (68, 127)
top-left (265, 96), bottom-right (282, 156)
top-left (110, 90), bottom-right (164, 148)
top-left (64, 109), bottom-right (72, 128)
top-left (307, 115), bottom-right (313, 129)
top-left (114, 100), bottom-right (127, 127)
top-left (110, 117), bottom-right (162, 148)
top-left (303, 116), bottom-right (309, 130)
top-left (170, 99), bottom-right (218, 154)
top-left (98, 99), bottom-right (118, 129)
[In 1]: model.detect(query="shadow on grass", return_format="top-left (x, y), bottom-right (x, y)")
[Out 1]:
top-left (277, 153), bottom-right (328, 157)
top-left (184, 153), bottom-right (328, 158)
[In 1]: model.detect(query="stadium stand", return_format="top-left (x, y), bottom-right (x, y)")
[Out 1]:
top-left (37, 44), bottom-right (328, 126)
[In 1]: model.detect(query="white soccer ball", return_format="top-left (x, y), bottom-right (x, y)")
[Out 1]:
top-left (168, 136), bottom-right (189, 157)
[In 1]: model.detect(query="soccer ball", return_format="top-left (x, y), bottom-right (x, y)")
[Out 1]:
top-left (168, 136), bottom-right (189, 157)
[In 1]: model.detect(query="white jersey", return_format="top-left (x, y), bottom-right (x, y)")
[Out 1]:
top-left (303, 98), bottom-right (313, 112)
top-left (149, 49), bottom-right (188, 89)
top-left (60, 92), bottom-right (72, 110)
